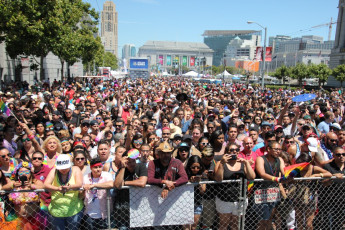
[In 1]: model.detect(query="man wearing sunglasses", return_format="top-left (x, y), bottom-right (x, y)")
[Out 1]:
top-left (319, 147), bottom-right (345, 229)
top-left (319, 132), bottom-right (338, 165)
top-left (32, 151), bottom-right (52, 211)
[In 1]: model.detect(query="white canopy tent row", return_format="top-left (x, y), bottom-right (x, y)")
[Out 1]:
top-left (182, 71), bottom-right (203, 77)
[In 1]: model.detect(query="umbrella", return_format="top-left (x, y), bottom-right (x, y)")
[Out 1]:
top-left (292, 94), bottom-right (316, 102)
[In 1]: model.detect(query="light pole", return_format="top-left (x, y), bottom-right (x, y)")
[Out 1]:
top-left (247, 21), bottom-right (267, 89)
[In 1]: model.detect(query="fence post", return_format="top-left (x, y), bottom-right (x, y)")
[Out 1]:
top-left (241, 179), bottom-right (247, 230)
top-left (237, 179), bottom-right (243, 230)
top-left (106, 189), bottom-right (112, 230)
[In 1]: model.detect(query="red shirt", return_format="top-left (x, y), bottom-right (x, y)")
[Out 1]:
top-left (238, 150), bottom-right (259, 170)
top-left (34, 165), bottom-right (52, 205)
top-left (254, 146), bottom-right (267, 158)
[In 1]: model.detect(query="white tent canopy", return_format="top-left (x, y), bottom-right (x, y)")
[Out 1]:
top-left (182, 71), bottom-right (199, 77)
top-left (222, 70), bottom-right (231, 76)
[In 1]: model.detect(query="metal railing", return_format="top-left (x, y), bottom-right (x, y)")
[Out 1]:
top-left (0, 177), bottom-right (344, 230)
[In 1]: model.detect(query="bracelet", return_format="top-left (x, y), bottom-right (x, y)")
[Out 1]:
top-left (28, 134), bottom-right (35, 140)
top-left (276, 177), bottom-right (280, 183)
top-left (271, 176), bottom-right (276, 182)
top-left (320, 173), bottom-right (323, 178)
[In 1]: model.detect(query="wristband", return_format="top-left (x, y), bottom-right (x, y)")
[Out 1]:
top-left (28, 134), bottom-right (35, 140)
top-left (276, 177), bottom-right (280, 183)
top-left (271, 176), bottom-right (276, 182)
top-left (320, 173), bottom-right (323, 178)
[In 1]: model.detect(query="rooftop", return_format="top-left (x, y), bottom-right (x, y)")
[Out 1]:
top-left (139, 41), bottom-right (213, 52)
top-left (202, 30), bottom-right (260, 36)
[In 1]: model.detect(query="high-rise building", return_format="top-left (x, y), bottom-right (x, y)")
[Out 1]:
top-left (122, 44), bottom-right (137, 59)
top-left (203, 30), bottom-right (261, 66)
top-left (328, 0), bottom-right (345, 86)
top-left (101, 1), bottom-right (118, 56)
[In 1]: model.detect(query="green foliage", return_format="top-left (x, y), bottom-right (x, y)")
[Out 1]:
top-left (308, 64), bottom-right (331, 87)
top-left (95, 52), bottom-right (118, 70)
top-left (272, 65), bottom-right (291, 83)
top-left (290, 63), bottom-right (310, 87)
top-left (0, 0), bottom-right (100, 80)
top-left (332, 64), bottom-right (345, 87)
top-left (266, 85), bottom-right (298, 90)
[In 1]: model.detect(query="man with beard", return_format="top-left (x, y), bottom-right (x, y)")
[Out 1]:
top-left (148, 141), bottom-right (188, 198)
top-left (320, 132), bottom-right (338, 163)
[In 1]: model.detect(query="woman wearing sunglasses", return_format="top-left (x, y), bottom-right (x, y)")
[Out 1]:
top-left (73, 150), bottom-right (90, 177)
top-left (126, 133), bottom-right (143, 151)
top-left (16, 133), bottom-right (36, 162)
top-left (197, 137), bottom-right (210, 152)
top-left (215, 143), bottom-right (255, 230)
top-left (9, 161), bottom-right (44, 229)
top-left (184, 155), bottom-right (206, 230)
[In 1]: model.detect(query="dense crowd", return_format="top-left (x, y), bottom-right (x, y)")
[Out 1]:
top-left (0, 77), bottom-right (344, 230)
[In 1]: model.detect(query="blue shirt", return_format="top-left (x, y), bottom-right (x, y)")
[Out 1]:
top-left (252, 142), bottom-right (264, 152)
top-left (317, 121), bottom-right (331, 134)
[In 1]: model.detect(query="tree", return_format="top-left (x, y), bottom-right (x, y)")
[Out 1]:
top-left (333, 64), bottom-right (345, 87)
top-left (272, 65), bottom-right (290, 84)
top-left (96, 52), bottom-right (118, 70)
top-left (309, 64), bottom-right (332, 87)
top-left (290, 63), bottom-right (310, 87)
top-left (0, 0), bottom-right (99, 81)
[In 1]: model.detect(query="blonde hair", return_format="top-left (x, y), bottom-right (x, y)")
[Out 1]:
top-left (43, 136), bottom-right (62, 154)
top-left (58, 130), bottom-right (70, 139)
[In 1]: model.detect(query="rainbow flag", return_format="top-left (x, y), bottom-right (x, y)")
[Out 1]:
top-left (283, 162), bottom-right (310, 179)
top-left (0, 99), bottom-right (11, 116)
top-left (247, 181), bottom-right (254, 192)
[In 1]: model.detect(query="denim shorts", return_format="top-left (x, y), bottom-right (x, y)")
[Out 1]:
top-left (254, 202), bottom-right (277, 220)
top-left (194, 204), bottom-right (203, 215)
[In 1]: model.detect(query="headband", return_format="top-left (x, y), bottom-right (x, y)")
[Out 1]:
top-left (90, 163), bottom-right (103, 169)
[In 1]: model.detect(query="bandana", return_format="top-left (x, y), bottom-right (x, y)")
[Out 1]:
top-left (90, 163), bottom-right (103, 169)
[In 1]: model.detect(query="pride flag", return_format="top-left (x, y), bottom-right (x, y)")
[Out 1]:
top-left (0, 99), bottom-right (11, 116)
top-left (283, 162), bottom-right (310, 179)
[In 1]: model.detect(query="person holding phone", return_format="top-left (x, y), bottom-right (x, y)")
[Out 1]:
top-left (215, 143), bottom-right (255, 230)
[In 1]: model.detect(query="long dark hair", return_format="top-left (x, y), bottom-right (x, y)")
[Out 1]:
top-left (0, 169), bottom-right (7, 186)
top-left (209, 130), bottom-right (224, 148)
top-left (185, 155), bottom-right (204, 179)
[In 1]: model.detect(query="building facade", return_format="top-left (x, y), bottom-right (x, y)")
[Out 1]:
top-left (122, 44), bottom-right (137, 60)
top-left (329, 0), bottom-right (345, 86)
top-left (101, 1), bottom-right (118, 56)
top-left (0, 42), bottom-right (83, 86)
top-left (268, 35), bottom-right (334, 71)
top-left (203, 30), bottom-right (261, 66)
top-left (138, 41), bottom-right (213, 73)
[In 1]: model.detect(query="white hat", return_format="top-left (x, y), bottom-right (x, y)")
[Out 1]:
top-left (307, 137), bottom-right (318, 152)
top-left (331, 123), bottom-right (341, 130)
top-left (55, 154), bottom-right (72, 170)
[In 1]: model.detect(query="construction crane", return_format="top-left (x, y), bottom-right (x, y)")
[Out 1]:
top-left (311, 17), bottom-right (337, 41)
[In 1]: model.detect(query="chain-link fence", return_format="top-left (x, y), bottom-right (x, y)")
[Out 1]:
top-left (0, 177), bottom-right (344, 230)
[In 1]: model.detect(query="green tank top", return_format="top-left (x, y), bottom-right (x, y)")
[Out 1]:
top-left (48, 169), bottom-right (83, 217)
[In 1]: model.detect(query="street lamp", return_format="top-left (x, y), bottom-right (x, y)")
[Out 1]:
top-left (247, 21), bottom-right (267, 89)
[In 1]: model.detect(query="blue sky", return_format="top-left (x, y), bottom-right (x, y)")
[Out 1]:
top-left (84, 0), bottom-right (339, 56)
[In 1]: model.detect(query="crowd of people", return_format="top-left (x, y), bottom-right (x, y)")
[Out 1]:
top-left (0, 76), bottom-right (344, 230)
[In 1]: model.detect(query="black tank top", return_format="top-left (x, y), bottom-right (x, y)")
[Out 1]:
top-left (216, 163), bottom-right (245, 202)
top-left (255, 155), bottom-right (281, 189)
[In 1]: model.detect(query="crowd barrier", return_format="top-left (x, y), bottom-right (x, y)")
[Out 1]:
top-left (0, 177), bottom-right (344, 230)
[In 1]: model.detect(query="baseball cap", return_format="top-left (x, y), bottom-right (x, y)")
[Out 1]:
top-left (303, 115), bottom-right (311, 120)
top-left (274, 125), bottom-right (283, 131)
top-left (54, 123), bottom-right (63, 132)
top-left (306, 137), bottom-right (318, 152)
top-left (182, 134), bottom-right (192, 141)
top-left (53, 111), bottom-right (61, 116)
top-left (55, 154), bottom-right (72, 170)
top-left (178, 142), bottom-right (190, 149)
top-left (212, 108), bottom-right (220, 115)
top-left (331, 123), bottom-right (341, 130)
top-left (173, 134), bottom-right (182, 140)
top-left (261, 121), bottom-right (272, 127)
top-left (90, 120), bottom-right (98, 126)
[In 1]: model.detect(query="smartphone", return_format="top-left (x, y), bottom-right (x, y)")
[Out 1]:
top-left (208, 170), bottom-right (214, 174)
top-left (230, 154), bottom-right (237, 161)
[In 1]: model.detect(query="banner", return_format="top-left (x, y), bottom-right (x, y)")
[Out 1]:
top-left (167, 55), bottom-right (171, 66)
top-left (190, 56), bottom-right (195, 66)
top-left (130, 185), bottom-right (194, 227)
top-left (182, 56), bottom-right (187, 66)
top-left (255, 47), bottom-right (273, 62)
top-left (174, 56), bottom-right (179, 65)
top-left (129, 59), bottom-right (149, 69)
top-left (159, 55), bottom-right (163, 65)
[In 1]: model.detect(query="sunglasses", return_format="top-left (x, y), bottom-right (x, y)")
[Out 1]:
top-left (75, 157), bottom-right (85, 161)
top-left (1, 153), bottom-right (10, 158)
top-left (22, 138), bottom-right (31, 142)
top-left (275, 130), bottom-right (283, 133)
top-left (179, 148), bottom-right (189, 152)
top-left (96, 117), bottom-right (102, 120)
top-left (162, 133), bottom-right (170, 135)
top-left (134, 140), bottom-right (143, 145)
top-left (267, 118), bottom-right (274, 121)
top-left (285, 141), bottom-right (295, 144)
top-left (201, 142), bottom-right (209, 146)
top-left (329, 139), bottom-right (338, 143)
top-left (32, 157), bottom-right (43, 161)
top-left (18, 171), bottom-right (30, 176)
top-left (229, 148), bottom-right (240, 152)
top-left (335, 153), bottom-right (345, 157)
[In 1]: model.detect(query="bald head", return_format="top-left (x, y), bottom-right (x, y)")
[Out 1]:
top-left (243, 137), bottom-right (254, 153)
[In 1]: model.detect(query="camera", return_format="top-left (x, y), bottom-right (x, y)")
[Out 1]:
top-left (230, 154), bottom-right (237, 161)
top-left (19, 175), bottom-right (27, 186)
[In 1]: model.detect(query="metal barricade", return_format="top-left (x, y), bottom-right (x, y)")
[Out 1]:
top-left (0, 177), bottom-right (343, 230)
